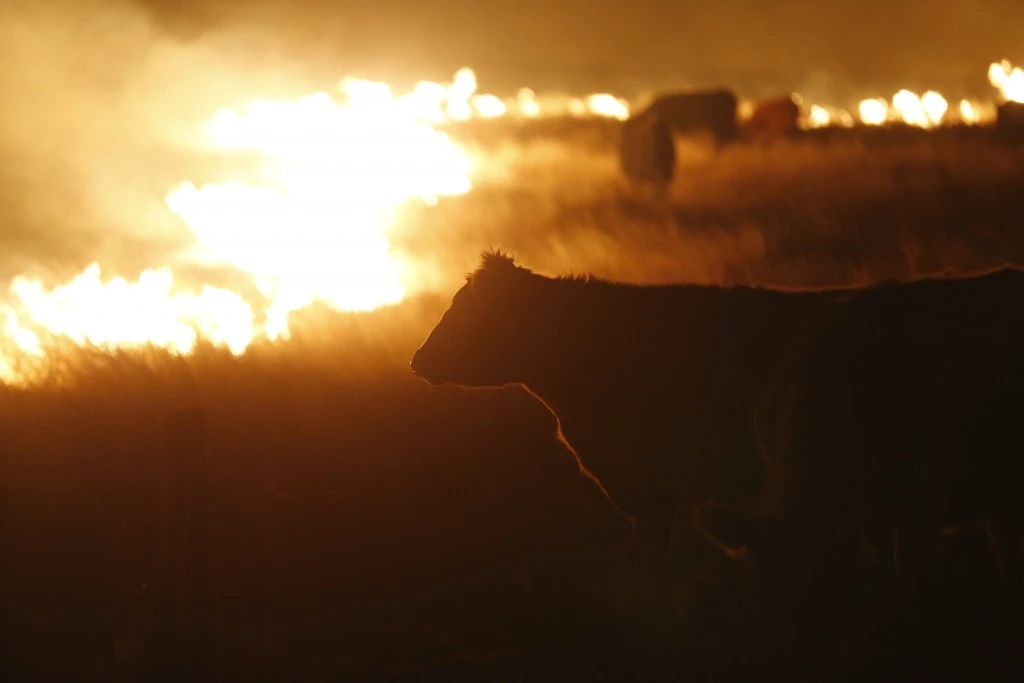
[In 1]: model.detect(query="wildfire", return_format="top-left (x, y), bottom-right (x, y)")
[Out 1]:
top-left (808, 105), bottom-right (832, 128)
top-left (583, 94), bottom-right (630, 120)
top-left (0, 70), bottom-right (484, 383)
top-left (989, 60), bottom-right (1024, 103)
top-left (959, 99), bottom-right (982, 125)
top-left (168, 73), bottom-right (478, 339)
top-left (859, 98), bottom-right (889, 126)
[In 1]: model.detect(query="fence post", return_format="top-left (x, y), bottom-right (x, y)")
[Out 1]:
top-left (153, 409), bottom-right (212, 682)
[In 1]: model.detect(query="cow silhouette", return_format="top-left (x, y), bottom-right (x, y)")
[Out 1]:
top-left (743, 94), bottom-right (801, 142)
top-left (696, 266), bottom-right (1024, 605)
top-left (410, 250), bottom-right (850, 568)
top-left (618, 110), bottom-right (675, 194)
top-left (618, 89), bottom-right (739, 191)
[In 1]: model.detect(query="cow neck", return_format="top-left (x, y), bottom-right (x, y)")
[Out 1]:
top-left (517, 277), bottom-right (702, 425)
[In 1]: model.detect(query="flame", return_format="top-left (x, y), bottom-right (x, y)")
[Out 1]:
top-left (4, 265), bottom-right (255, 360)
top-left (859, 98), bottom-right (889, 125)
top-left (585, 94), bottom-right (630, 120)
top-left (892, 90), bottom-right (927, 126)
top-left (808, 105), bottom-right (831, 128)
top-left (889, 90), bottom-right (947, 128)
top-left (1, 70), bottom-right (478, 383)
top-left (989, 60), bottom-right (1024, 103)
top-left (959, 99), bottom-right (982, 125)
top-left (165, 73), bottom-right (476, 342)
top-left (517, 88), bottom-right (541, 117)
top-left (921, 91), bottom-right (948, 126)
top-left (446, 67), bottom-right (477, 121)
top-left (471, 94), bottom-right (508, 118)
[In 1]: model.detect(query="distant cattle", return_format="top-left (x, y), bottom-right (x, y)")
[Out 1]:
top-left (695, 267), bottom-right (1024, 597)
top-left (644, 88), bottom-right (740, 145)
top-left (618, 89), bottom-right (739, 190)
top-left (410, 250), bottom-right (852, 564)
top-left (618, 110), bottom-right (676, 192)
top-left (743, 94), bottom-right (801, 142)
top-left (996, 101), bottom-right (1024, 131)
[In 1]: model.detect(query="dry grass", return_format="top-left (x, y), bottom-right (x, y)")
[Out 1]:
top-left (3, 121), bottom-right (1024, 681)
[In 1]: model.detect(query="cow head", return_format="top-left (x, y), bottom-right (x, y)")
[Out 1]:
top-left (411, 249), bottom-right (549, 387)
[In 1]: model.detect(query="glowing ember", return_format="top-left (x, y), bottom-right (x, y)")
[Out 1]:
top-left (472, 94), bottom-right (508, 118)
top-left (585, 94), bottom-right (630, 120)
top-left (446, 67), bottom-right (477, 121)
top-left (859, 98), bottom-right (889, 125)
top-left (921, 91), bottom-right (948, 126)
top-left (989, 60), bottom-right (1024, 103)
top-left (808, 105), bottom-right (832, 128)
top-left (892, 90), bottom-right (928, 127)
top-left (517, 88), bottom-right (541, 117)
top-left (959, 99), bottom-right (982, 125)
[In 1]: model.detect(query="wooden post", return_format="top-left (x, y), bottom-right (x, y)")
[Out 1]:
top-left (152, 409), bottom-right (212, 682)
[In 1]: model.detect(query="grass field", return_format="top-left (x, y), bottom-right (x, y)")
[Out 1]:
top-left (3, 121), bottom-right (1024, 681)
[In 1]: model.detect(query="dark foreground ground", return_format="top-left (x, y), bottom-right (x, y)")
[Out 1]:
top-left (4, 123), bottom-right (1024, 681)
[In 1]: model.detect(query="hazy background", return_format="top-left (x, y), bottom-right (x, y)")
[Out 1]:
top-left (136, 0), bottom-right (1020, 96)
top-left (0, 0), bottom-right (1019, 289)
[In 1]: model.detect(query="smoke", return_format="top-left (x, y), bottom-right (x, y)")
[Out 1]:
top-left (0, 0), bottom-right (318, 287)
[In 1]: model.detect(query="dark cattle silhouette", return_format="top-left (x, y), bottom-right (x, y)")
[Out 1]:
top-left (618, 110), bottom-right (675, 192)
top-left (695, 266), bottom-right (1024, 600)
top-left (997, 101), bottom-right (1024, 131)
top-left (410, 250), bottom-right (850, 564)
top-left (644, 88), bottom-right (740, 145)
top-left (618, 89), bottom-right (739, 190)
top-left (743, 94), bottom-right (801, 142)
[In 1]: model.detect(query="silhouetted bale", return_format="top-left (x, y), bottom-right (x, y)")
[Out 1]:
top-left (696, 267), bottom-right (1024, 603)
top-left (743, 94), bottom-right (801, 142)
top-left (410, 250), bottom-right (852, 566)
top-left (618, 110), bottom-right (676, 190)
top-left (996, 101), bottom-right (1024, 131)
top-left (643, 88), bottom-right (740, 146)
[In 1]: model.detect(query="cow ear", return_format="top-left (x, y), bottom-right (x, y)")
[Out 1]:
top-left (692, 505), bottom-right (756, 560)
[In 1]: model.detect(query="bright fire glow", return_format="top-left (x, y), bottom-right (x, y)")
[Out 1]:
top-left (4, 265), bottom-right (254, 359)
top-left (921, 91), bottom-right (948, 126)
top-left (1, 70), bottom-right (478, 382)
top-left (166, 75), bottom-right (475, 337)
top-left (517, 88), bottom-right (541, 117)
top-left (989, 60), bottom-right (1024, 103)
top-left (889, 90), bottom-right (947, 128)
top-left (808, 105), bottom-right (831, 128)
top-left (892, 90), bottom-right (928, 127)
top-left (472, 94), bottom-right (508, 118)
top-left (585, 94), bottom-right (630, 120)
top-left (859, 98), bottom-right (889, 125)
top-left (959, 99), bottom-right (981, 125)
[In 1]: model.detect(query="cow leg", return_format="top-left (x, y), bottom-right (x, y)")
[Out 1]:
top-left (631, 499), bottom-right (679, 580)
top-left (983, 518), bottom-right (1024, 609)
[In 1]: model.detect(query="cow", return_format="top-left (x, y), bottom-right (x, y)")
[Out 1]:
top-left (618, 109), bottom-right (676, 194)
top-left (618, 89), bottom-right (739, 191)
top-left (643, 88), bottom-right (741, 146)
top-left (742, 94), bottom-right (801, 143)
top-left (996, 100), bottom-right (1024, 132)
top-left (410, 250), bottom-right (852, 569)
top-left (694, 265), bottom-right (1024, 604)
